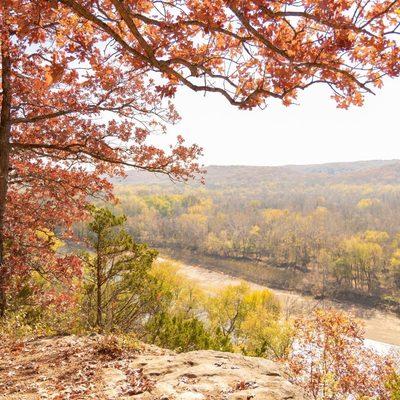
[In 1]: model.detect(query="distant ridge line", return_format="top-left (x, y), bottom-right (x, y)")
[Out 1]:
top-left (115, 159), bottom-right (400, 187)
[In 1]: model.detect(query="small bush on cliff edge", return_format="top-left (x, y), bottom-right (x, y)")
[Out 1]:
top-left (288, 309), bottom-right (399, 400)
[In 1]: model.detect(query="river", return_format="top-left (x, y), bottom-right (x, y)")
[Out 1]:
top-left (160, 255), bottom-right (400, 352)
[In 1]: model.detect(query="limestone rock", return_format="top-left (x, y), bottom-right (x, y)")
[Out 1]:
top-left (1, 336), bottom-right (305, 400)
top-left (124, 350), bottom-right (304, 399)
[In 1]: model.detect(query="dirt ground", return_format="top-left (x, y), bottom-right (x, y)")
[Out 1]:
top-left (0, 335), bottom-right (174, 399)
top-left (0, 336), bottom-right (303, 400)
top-left (171, 259), bottom-right (400, 347)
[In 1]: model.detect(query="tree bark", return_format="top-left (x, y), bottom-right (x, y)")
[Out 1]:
top-left (96, 259), bottom-right (103, 331)
top-left (95, 232), bottom-right (103, 331)
top-left (0, 7), bottom-right (12, 317)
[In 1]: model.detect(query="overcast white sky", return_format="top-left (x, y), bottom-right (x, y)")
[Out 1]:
top-left (165, 78), bottom-right (399, 167)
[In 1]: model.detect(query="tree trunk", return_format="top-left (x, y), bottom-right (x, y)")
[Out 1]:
top-left (95, 233), bottom-right (103, 331)
top-left (96, 261), bottom-right (103, 331)
top-left (0, 10), bottom-right (12, 318)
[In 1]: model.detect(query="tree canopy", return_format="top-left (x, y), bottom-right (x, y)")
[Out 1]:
top-left (1, 0), bottom-right (400, 314)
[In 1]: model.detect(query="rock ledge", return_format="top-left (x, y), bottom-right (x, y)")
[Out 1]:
top-left (126, 349), bottom-right (304, 400)
top-left (0, 335), bottom-right (305, 400)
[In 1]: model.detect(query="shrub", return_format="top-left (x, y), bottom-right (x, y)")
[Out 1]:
top-left (288, 309), bottom-right (398, 400)
top-left (145, 311), bottom-right (231, 352)
top-left (80, 207), bottom-right (159, 333)
top-left (387, 374), bottom-right (400, 400)
top-left (206, 282), bottom-right (290, 358)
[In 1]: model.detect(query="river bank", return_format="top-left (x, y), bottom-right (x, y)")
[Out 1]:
top-left (159, 251), bottom-right (400, 347)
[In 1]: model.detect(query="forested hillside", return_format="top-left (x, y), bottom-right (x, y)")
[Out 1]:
top-left (117, 160), bottom-right (400, 186)
top-left (112, 160), bottom-right (400, 310)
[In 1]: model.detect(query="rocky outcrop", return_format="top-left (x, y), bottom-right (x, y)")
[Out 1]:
top-left (123, 350), bottom-right (304, 400)
top-left (1, 335), bottom-right (305, 400)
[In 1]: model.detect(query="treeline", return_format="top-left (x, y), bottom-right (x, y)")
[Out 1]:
top-left (112, 182), bottom-right (400, 307)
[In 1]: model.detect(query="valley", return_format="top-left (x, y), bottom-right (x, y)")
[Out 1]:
top-left (161, 253), bottom-right (400, 348)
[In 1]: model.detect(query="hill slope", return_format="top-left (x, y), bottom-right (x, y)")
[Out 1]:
top-left (117, 160), bottom-right (400, 187)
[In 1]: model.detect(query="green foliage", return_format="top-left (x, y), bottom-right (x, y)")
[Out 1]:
top-left (206, 282), bottom-right (292, 358)
top-left (0, 310), bottom-right (39, 340)
top-left (207, 283), bottom-right (280, 336)
top-left (81, 206), bottom-right (159, 332)
top-left (146, 259), bottom-right (233, 352)
top-left (4, 207), bottom-right (291, 362)
top-left (241, 319), bottom-right (294, 359)
top-left (150, 259), bottom-right (206, 316)
top-left (0, 304), bottom-right (84, 340)
top-left (145, 311), bottom-right (230, 352)
top-left (146, 260), bottom-right (288, 356)
top-left (2, 249), bottom-right (292, 363)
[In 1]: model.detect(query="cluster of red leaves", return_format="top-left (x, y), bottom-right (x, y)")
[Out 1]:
top-left (124, 368), bottom-right (155, 396)
top-left (288, 309), bottom-right (399, 400)
top-left (47, 0), bottom-right (400, 108)
top-left (1, 0), bottom-right (204, 303)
